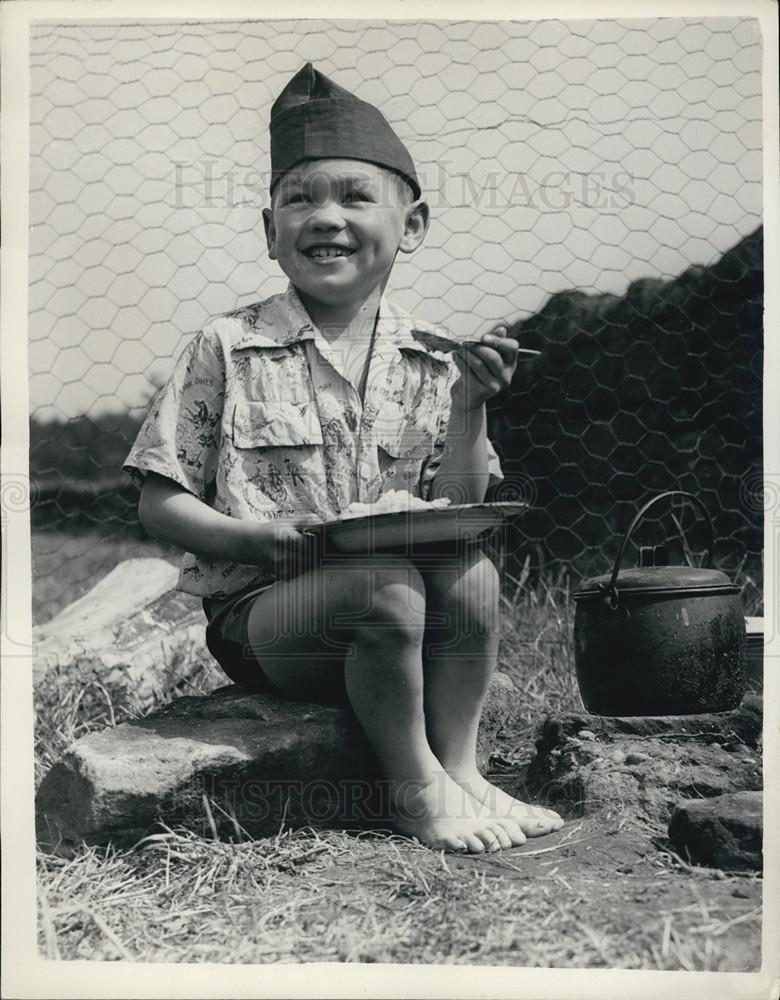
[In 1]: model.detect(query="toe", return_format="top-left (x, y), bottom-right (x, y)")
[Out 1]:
top-left (462, 833), bottom-right (486, 854)
top-left (439, 835), bottom-right (468, 853)
top-left (490, 824), bottom-right (512, 850)
top-left (509, 803), bottom-right (563, 836)
top-left (476, 829), bottom-right (501, 853)
top-left (516, 810), bottom-right (560, 835)
top-left (545, 809), bottom-right (564, 828)
top-left (539, 804), bottom-right (563, 825)
top-left (492, 817), bottom-right (526, 846)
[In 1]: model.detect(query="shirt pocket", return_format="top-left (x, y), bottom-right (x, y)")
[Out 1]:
top-left (232, 400), bottom-right (323, 449)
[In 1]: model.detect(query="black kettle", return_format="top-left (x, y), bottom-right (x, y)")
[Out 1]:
top-left (573, 491), bottom-right (746, 716)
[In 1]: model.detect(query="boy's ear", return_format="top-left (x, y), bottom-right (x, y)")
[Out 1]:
top-left (399, 200), bottom-right (430, 254)
top-left (262, 207), bottom-right (277, 260)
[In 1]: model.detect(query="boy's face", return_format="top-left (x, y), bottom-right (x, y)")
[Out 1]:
top-left (264, 159), bottom-right (428, 312)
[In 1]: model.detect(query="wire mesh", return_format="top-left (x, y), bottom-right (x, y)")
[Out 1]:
top-left (28, 17), bottom-right (763, 622)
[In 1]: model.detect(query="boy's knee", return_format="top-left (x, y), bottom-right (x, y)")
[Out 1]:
top-left (425, 550), bottom-right (500, 634)
top-left (340, 558), bottom-right (426, 642)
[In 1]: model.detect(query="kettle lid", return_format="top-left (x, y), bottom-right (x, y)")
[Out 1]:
top-left (574, 565), bottom-right (739, 600)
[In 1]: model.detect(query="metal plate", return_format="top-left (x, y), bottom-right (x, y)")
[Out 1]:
top-left (310, 502), bottom-right (528, 554)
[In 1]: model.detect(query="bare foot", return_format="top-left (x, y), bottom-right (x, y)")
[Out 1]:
top-left (448, 769), bottom-right (564, 838)
top-left (391, 771), bottom-right (528, 853)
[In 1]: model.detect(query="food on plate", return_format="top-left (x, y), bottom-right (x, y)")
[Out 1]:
top-left (339, 490), bottom-right (453, 520)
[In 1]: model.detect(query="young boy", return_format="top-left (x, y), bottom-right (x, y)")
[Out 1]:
top-left (125, 64), bottom-right (563, 853)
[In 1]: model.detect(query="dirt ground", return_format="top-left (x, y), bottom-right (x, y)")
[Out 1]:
top-left (443, 808), bottom-right (762, 970)
top-left (260, 780), bottom-right (763, 969)
top-left (38, 761), bottom-right (763, 970)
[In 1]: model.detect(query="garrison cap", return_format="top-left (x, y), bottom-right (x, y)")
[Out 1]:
top-left (270, 63), bottom-right (421, 199)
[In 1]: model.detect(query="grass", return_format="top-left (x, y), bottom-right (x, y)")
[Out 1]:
top-left (497, 555), bottom-right (583, 730)
top-left (35, 814), bottom-right (763, 968)
top-left (32, 532), bottom-right (763, 968)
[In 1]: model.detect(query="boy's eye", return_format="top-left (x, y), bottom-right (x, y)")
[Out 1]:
top-left (343, 190), bottom-right (370, 203)
top-left (285, 193), bottom-right (306, 204)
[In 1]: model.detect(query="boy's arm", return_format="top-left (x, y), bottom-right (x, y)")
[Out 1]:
top-left (139, 472), bottom-right (318, 577)
top-left (429, 326), bottom-right (518, 505)
top-left (428, 399), bottom-right (490, 504)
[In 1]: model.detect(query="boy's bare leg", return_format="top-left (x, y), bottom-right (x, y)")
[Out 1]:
top-left (245, 557), bottom-right (526, 852)
top-left (417, 544), bottom-right (564, 838)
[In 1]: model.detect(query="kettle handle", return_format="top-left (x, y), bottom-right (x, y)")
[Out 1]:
top-left (603, 491), bottom-right (715, 604)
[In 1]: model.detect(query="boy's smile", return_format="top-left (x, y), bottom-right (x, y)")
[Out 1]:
top-left (264, 159), bottom-right (428, 320)
top-left (304, 246), bottom-right (356, 259)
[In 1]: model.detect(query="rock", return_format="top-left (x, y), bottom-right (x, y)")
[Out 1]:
top-left (668, 791), bottom-right (763, 871)
top-left (36, 671), bottom-right (516, 855)
top-left (530, 695), bottom-right (762, 747)
top-left (34, 558), bottom-right (211, 712)
top-left (525, 696), bottom-right (762, 826)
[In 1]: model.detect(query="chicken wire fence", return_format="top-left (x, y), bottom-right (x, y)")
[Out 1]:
top-left (28, 17), bottom-right (764, 621)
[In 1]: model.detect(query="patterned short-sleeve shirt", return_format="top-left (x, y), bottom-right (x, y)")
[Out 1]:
top-left (124, 284), bottom-right (503, 598)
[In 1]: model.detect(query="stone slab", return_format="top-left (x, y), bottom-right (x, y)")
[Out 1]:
top-left (531, 695), bottom-right (762, 747)
top-left (524, 695), bottom-right (762, 826)
top-left (36, 672), bottom-right (516, 856)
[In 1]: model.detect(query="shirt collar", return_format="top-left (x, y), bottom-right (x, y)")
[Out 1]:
top-left (231, 283), bottom-right (449, 358)
top-left (231, 285), bottom-right (316, 350)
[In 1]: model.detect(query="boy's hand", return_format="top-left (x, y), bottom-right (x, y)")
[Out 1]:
top-left (452, 325), bottom-right (519, 411)
top-left (250, 514), bottom-right (322, 579)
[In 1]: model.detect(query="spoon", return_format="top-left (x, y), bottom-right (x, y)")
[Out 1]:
top-left (411, 329), bottom-right (541, 357)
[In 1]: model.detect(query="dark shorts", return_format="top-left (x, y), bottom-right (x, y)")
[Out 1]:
top-left (203, 584), bottom-right (278, 692)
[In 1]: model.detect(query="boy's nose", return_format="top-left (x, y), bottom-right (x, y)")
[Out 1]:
top-left (308, 201), bottom-right (345, 230)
